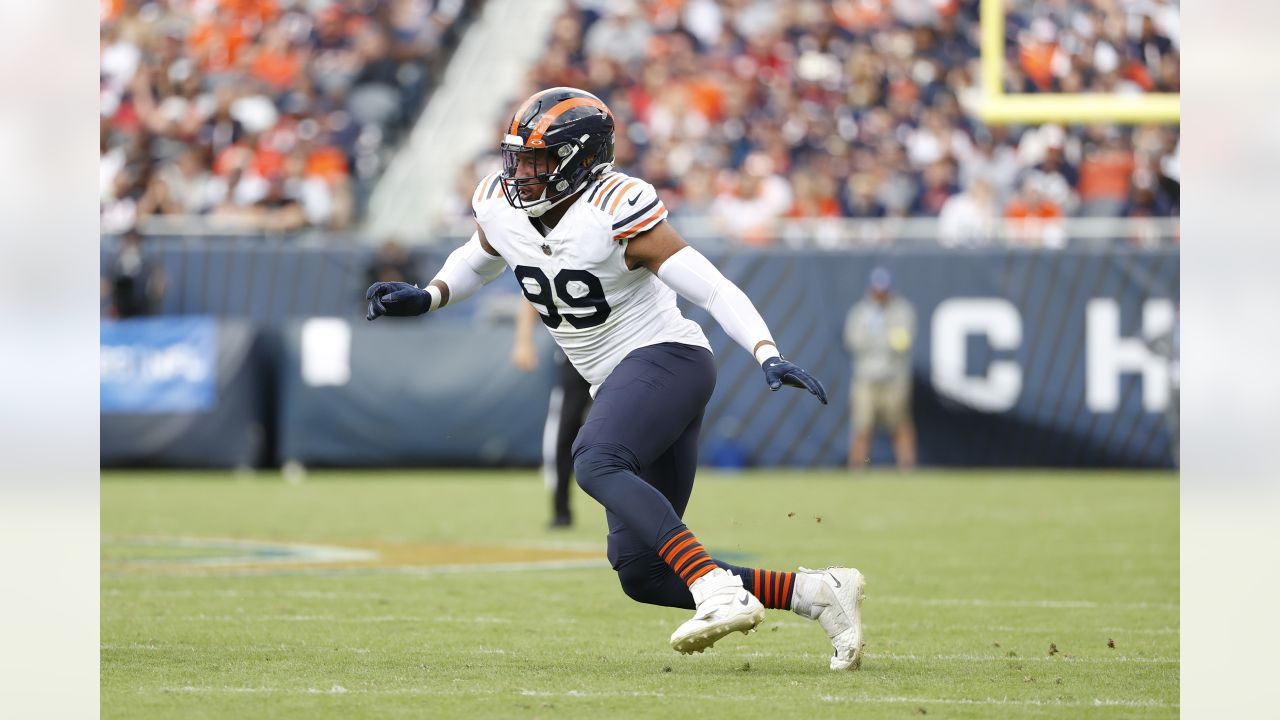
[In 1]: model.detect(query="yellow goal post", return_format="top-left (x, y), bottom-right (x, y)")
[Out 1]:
top-left (979, 0), bottom-right (1179, 125)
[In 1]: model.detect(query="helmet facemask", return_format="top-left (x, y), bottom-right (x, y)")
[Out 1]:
top-left (500, 133), bottom-right (612, 218)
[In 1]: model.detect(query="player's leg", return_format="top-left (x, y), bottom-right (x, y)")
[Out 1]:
top-left (572, 343), bottom-right (717, 559)
top-left (550, 359), bottom-right (592, 526)
top-left (629, 405), bottom-right (866, 668)
top-left (574, 343), bottom-right (865, 667)
top-left (572, 343), bottom-right (765, 649)
top-left (612, 410), bottom-right (797, 609)
top-left (849, 380), bottom-right (873, 469)
top-left (875, 379), bottom-right (916, 471)
top-left (602, 409), bottom-right (703, 610)
top-left (541, 377), bottom-right (568, 527)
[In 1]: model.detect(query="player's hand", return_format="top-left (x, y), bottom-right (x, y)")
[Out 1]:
top-left (366, 282), bottom-right (430, 321)
top-left (511, 339), bottom-right (539, 372)
top-left (762, 357), bottom-right (828, 405)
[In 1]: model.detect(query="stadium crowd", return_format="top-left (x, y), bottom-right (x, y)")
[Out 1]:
top-left (451, 0), bottom-right (1180, 247)
top-left (100, 0), bottom-right (471, 234)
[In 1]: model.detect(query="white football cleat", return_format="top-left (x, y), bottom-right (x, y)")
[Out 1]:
top-left (670, 568), bottom-right (765, 654)
top-left (792, 566), bottom-right (866, 670)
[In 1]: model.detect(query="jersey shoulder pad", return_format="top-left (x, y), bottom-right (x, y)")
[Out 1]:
top-left (583, 172), bottom-right (668, 242)
top-left (471, 172), bottom-right (505, 215)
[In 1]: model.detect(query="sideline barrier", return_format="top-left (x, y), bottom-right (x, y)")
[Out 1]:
top-left (276, 319), bottom-right (555, 467)
top-left (99, 245), bottom-right (1178, 468)
top-left (101, 318), bottom-right (272, 468)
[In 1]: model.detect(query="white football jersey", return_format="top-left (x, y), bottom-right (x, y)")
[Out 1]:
top-left (472, 170), bottom-right (710, 387)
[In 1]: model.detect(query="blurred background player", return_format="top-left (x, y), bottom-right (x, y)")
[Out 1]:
top-left (102, 228), bottom-right (165, 319)
top-left (844, 267), bottom-right (917, 471)
top-left (511, 301), bottom-right (592, 528)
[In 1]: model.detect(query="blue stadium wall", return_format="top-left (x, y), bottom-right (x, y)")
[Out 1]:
top-left (100, 238), bottom-right (1179, 469)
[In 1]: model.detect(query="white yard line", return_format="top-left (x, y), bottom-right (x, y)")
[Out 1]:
top-left (874, 596), bottom-right (1178, 610)
top-left (104, 558), bottom-right (609, 577)
top-left (157, 686), bottom-right (1177, 708)
top-left (725, 650), bottom-right (1177, 664)
top-left (868, 622), bottom-right (1179, 636)
top-left (163, 614), bottom-right (513, 624)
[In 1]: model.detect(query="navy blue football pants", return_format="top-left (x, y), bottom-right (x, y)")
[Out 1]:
top-left (572, 342), bottom-right (753, 610)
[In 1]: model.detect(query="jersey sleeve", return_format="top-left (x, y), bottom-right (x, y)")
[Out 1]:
top-left (586, 173), bottom-right (668, 242)
top-left (470, 172), bottom-right (504, 216)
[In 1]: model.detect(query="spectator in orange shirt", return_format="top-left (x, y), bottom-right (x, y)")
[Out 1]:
top-left (188, 6), bottom-right (249, 74)
top-left (1004, 177), bottom-right (1065, 248)
top-left (1078, 129), bottom-right (1136, 216)
top-left (1017, 18), bottom-right (1059, 91)
top-left (249, 23), bottom-right (303, 93)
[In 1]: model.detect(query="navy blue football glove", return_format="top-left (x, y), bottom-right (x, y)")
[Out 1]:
top-left (366, 281), bottom-right (431, 321)
top-left (762, 356), bottom-right (828, 405)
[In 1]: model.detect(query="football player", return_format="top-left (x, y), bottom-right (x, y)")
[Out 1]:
top-left (366, 88), bottom-right (866, 670)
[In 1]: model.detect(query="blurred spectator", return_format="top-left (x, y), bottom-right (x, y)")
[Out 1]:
top-left (910, 160), bottom-right (959, 216)
top-left (100, 0), bottom-right (474, 232)
top-left (159, 148), bottom-right (223, 216)
top-left (1004, 176), bottom-right (1066, 248)
top-left (1007, 0), bottom-right (1179, 94)
top-left (710, 154), bottom-right (792, 246)
top-left (103, 229), bottom-right (165, 319)
top-left (366, 240), bottom-right (418, 286)
top-left (1078, 128), bottom-right (1136, 216)
top-left (938, 178), bottom-right (998, 247)
top-left (844, 268), bottom-right (917, 472)
top-left (583, 2), bottom-right (652, 64)
top-left (445, 0), bottom-right (1178, 246)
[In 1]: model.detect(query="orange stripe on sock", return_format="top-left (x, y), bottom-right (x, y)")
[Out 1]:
top-left (675, 549), bottom-right (711, 576)
top-left (671, 546), bottom-right (706, 574)
top-left (658, 530), bottom-right (690, 558)
top-left (663, 537), bottom-right (699, 565)
top-left (685, 562), bottom-right (715, 585)
top-left (680, 557), bottom-right (716, 581)
top-left (782, 573), bottom-right (795, 609)
top-left (753, 569), bottom-right (761, 601)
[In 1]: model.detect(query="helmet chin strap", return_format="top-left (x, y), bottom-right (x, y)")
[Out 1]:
top-left (522, 184), bottom-right (578, 215)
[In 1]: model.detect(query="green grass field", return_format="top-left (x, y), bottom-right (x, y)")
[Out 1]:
top-left (102, 469), bottom-right (1178, 719)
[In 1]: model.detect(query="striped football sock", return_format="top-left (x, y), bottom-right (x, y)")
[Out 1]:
top-left (656, 528), bottom-right (719, 587)
top-left (747, 568), bottom-right (796, 610)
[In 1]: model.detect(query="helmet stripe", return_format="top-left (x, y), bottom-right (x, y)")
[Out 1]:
top-left (508, 88), bottom-right (559, 135)
top-left (526, 97), bottom-right (612, 148)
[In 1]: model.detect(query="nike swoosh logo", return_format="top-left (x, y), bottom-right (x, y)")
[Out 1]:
top-left (738, 594), bottom-right (750, 606)
top-left (627, 193), bottom-right (641, 206)
top-left (827, 573), bottom-right (842, 588)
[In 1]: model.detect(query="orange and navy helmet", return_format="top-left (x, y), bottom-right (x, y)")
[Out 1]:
top-left (500, 87), bottom-right (615, 217)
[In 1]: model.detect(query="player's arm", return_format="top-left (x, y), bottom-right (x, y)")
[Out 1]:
top-left (511, 301), bottom-right (540, 371)
top-left (366, 225), bottom-right (507, 321)
top-left (626, 221), bottom-right (828, 404)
